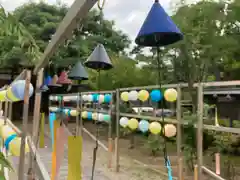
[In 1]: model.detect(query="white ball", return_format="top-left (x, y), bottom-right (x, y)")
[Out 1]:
top-left (87, 95), bottom-right (93, 102)
top-left (98, 113), bottom-right (104, 121)
top-left (119, 117), bottom-right (129, 128)
top-left (128, 90), bottom-right (138, 101)
top-left (164, 124), bottom-right (177, 137)
top-left (98, 94), bottom-right (105, 103)
top-left (82, 95), bottom-right (88, 101)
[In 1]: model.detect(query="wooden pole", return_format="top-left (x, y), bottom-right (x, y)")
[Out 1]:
top-left (108, 92), bottom-right (113, 168)
top-left (79, 93), bottom-right (83, 136)
top-left (4, 101), bottom-right (8, 124)
top-left (115, 89), bottom-right (120, 172)
top-left (8, 102), bottom-right (12, 120)
top-left (194, 165), bottom-right (198, 180)
top-left (177, 85), bottom-right (183, 180)
top-left (76, 93), bottom-right (80, 136)
top-left (28, 68), bottom-right (43, 177)
top-left (197, 83), bottom-right (203, 180)
top-left (18, 70), bottom-right (31, 180)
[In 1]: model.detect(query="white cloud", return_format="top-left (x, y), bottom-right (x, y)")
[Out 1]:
top-left (1, 0), bottom-right (174, 42)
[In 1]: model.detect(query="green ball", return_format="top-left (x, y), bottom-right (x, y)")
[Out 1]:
top-left (103, 114), bottom-right (111, 122)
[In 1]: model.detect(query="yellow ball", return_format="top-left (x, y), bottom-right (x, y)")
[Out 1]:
top-left (6, 87), bottom-right (19, 102)
top-left (138, 90), bottom-right (149, 102)
top-left (164, 88), bottom-right (177, 102)
top-left (81, 111), bottom-right (88, 119)
top-left (92, 113), bottom-right (98, 121)
top-left (149, 122), bottom-right (162, 135)
top-left (120, 92), bottom-right (129, 102)
top-left (70, 110), bottom-right (79, 116)
top-left (127, 118), bottom-right (139, 130)
top-left (9, 137), bottom-right (29, 156)
top-left (164, 124), bottom-right (177, 137)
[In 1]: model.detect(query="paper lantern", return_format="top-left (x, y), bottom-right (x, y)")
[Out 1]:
top-left (138, 90), bottom-right (149, 102)
top-left (68, 61), bottom-right (88, 80)
top-left (0, 90), bottom-right (6, 101)
top-left (127, 118), bottom-right (139, 130)
top-left (0, 125), bottom-right (15, 140)
top-left (103, 114), bottom-right (111, 122)
top-left (128, 91), bottom-right (138, 101)
top-left (9, 137), bottom-right (29, 156)
top-left (57, 71), bottom-right (72, 84)
top-left (149, 122), bottom-right (162, 135)
top-left (44, 75), bottom-right (52, 86)
top-left (150, 90), bottom-right (162, 102)
top-left (49, 107), bottom-right (59, 112)
top-left (49, 96), bottom-right (53, 101)
top-left (70, 110), bottom-right (79, 117)
top-left (120, 92), bottom-right (129, 102)
top-left (82, 95), bottom-right (88, 101)
top-left (87, 95), bottom-right (93, 102)
top-left (92, 94), bottom-right (99, 102)
top-left (98, 94), bottom-right (105, 103)
top-left (164, 124), bottom-right (177, 137)
top-left (98, 113), bottom-right (104, 122)
top-left (81, 111), bottom-right (88, 119)
top-left (119, 117), bottom-right (129, 128)
top-left (63, 96), bottom-right (71, 102)
top-left (11, 80), bottom-right (34, 100)
top-left (164, 88), bottom-right (177, 102)
top-left (104, 94), bottom-right (112, 103)
top-left (51, 74), bottom-right (58, 85)
top-left (139, 120), bottom-right (149, 133)
top-left (92, 113), bottom-right (98, 121)
top-left (6, 87), bottom-right (20, 101)
top-left (87, 112), bottom-right (92, 120)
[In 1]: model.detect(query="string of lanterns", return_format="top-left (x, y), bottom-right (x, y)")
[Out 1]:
top-left (49, 93), bottom-right (112, 104)
top-left (120, 88), bottom-right (177, 102)
top-left (119, 117), bottom-right (177, 137)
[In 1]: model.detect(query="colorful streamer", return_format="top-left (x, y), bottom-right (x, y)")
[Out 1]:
top-left (51, 120), bottom-right (60, 180)
top-left (67, 136), bottom-right (82, 180)
top-left (39, 113), bottom-right (45, 148)
top-left (55, 127), bottom-right (68, 179)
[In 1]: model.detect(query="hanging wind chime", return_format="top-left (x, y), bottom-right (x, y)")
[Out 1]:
top-left (135, 0), bottom-right (183, 179)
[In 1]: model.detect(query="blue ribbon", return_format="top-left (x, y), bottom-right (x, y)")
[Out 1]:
top-left (4, 134), bottom-right (17, 151)
top-left (166, 157), bottom-right (173, 180)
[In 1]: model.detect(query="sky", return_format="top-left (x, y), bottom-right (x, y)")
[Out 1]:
top-left (0, 0), bottom-right (176, 41)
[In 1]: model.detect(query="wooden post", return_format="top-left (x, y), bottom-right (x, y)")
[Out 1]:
top-left (8, 102), bottom-right (12, 120)
top-left (28, 68), bottom-right (43, 177)
top-left (194, 165), bottom-right (198, 180)
top-left (4, 101), bottom-right (8, 124)
top-left (115, 89), bottom-right (120, 172)
top-left (197, 83), bottom-right (203, 180)
top-left (18, 70), bottom-right (31, 180)
top-left (177, 85), bottom-right (183, 180)
top-left (76, 93), bottom-right (80, 136)
top-left (79, 93), bottom-right (83, 136)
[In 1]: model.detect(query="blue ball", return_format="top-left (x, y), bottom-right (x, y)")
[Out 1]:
top-left (11, 80), bottom-right (34, 100)
top-left (104, 94), bottom-right (112, 103)
top-left (92, 94), bottom-right (99, 102)
top-left (150, 90), bottom-right (162, 102)
top-left (87, 112), bottom-right (92, 120)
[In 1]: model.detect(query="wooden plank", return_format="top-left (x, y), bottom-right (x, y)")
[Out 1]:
top-left (34, 0), bottom-right (98, 74)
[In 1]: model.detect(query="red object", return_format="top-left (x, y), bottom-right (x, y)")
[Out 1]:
top-left (57, 71), bottom-right (72, 84)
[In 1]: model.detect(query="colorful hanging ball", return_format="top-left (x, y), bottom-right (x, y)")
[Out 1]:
top-left (87, 94), bottom-right (93, 102)
top-left (81, 111), bottom-right (88, 119)
top-left (139, 120), bottom-right (149, 133)
top-left (103, 114), bottom-right (111, 122)
top-left (119, 117), bottom-right (128, 128)
top-left (127, 118), bottom-right (139, 130)
top-left (138, 90), bottom-right (149, 102)
top-left (92, 113), bottom-right (98, 121)
top-left (87, 112), bottom-right (92, 120)
top-left (164, 124), bottom-right (177, 137)
top-left (104, 94), bottom-right (112, 103)
top-left (120, 92), bottom-right (129, 102)
top-left (92, 94), bottom-right (99, 102)
top-left (82, 95), bottom-right (88, 101)
top-left (164, 88), bottom-right (177, 102)
top-left (11, 80), bottom-right (34, 100)
top-left (98, 94), bottom-right (105, 103)
top-left (98, 113), bottom-right (104, 122)
top-left (149, 122), bottom-right (162, 135)
top-left (128, 90), bottom-right (138, 101)
top-left (150, 90), bottom-right (162, 102)
top-left (70, 110), bottom-right (79, 116)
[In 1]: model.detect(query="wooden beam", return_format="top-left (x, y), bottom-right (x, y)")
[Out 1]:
top-left (34, 0), bottom-right (98, 74)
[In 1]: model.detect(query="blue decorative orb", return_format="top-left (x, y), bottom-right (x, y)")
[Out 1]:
top-left (44, 75), bottom-right (52, 86)
top-left (104, 94), bottom-right (112, 103)
top-left (11, 80), bottom-right (34, 100)
top-left (139, 120), bottom-right (149, 133)
top-left (87, 112), bottom-right (92, 120)
top-left (150, 89), bottom-right (162, 102)
top-left (92, 94), bottom-right (99, 102)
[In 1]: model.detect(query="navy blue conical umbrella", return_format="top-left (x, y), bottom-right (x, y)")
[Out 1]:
top-left (68, 61), bottom-right (88, 80)
top-left (135, 0), bottom-right (183, 47)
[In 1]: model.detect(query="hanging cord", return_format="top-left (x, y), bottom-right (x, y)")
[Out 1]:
top-left (156, 47), bottom-right (172, 178)
top-left (91, 70), bottom-right (101, 180)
